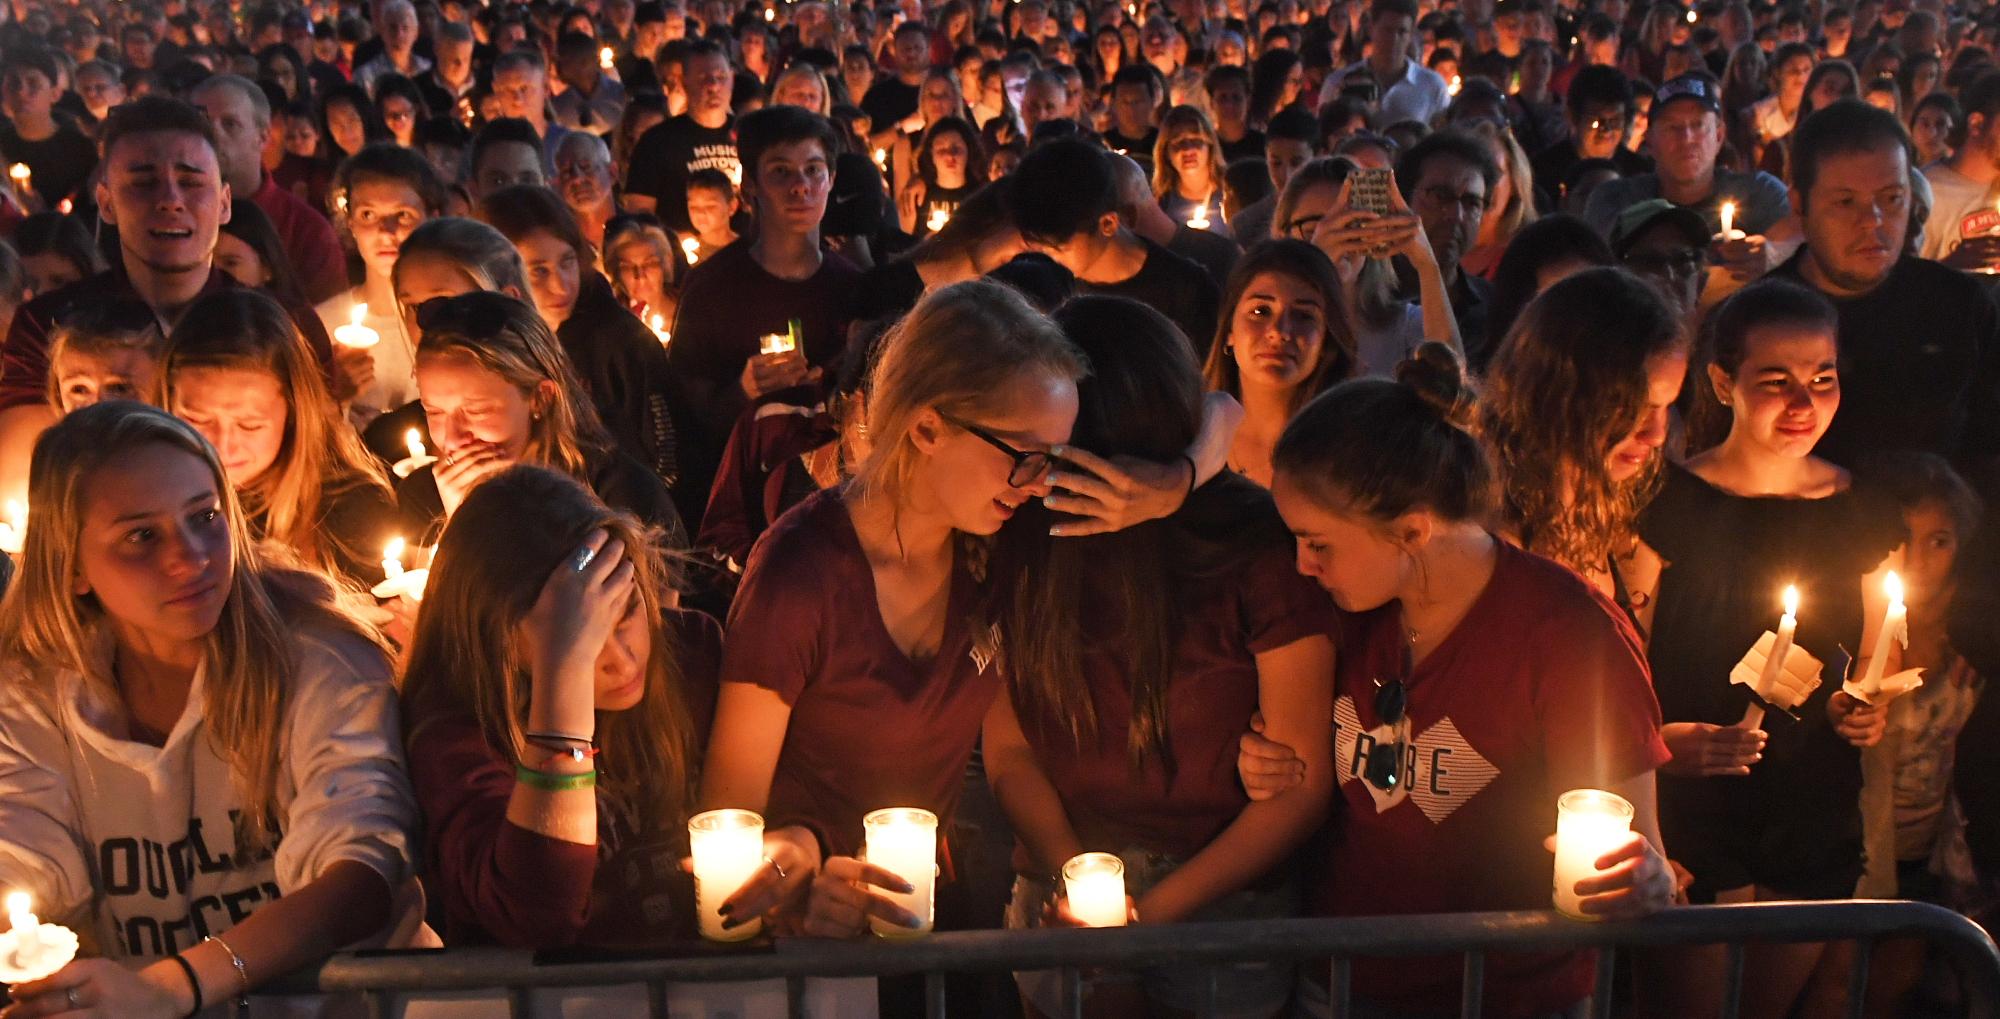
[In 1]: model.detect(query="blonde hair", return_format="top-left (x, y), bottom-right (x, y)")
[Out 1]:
top-left (393, 216), bottom-right (532, 298)
top-left (1151, 105), bottom-right (1227, 199)
top-left (0, 401), bottom-right (391, 859)
top-left (45, 301), bottom-right (166, 412)
top-left (401, 464), bottom-right (695, 831)
top-left (1468, 120), bottom-right (1539, 245)
top-left (851, 279), bottom-right (1087, 508)
top-left (602, 221), bottom-right (680, 305)
top-left (162, 290), bottom-right (394, 577)
top-left (413, 290), bottom-right (610, 482)
top-left (768, 61), bottom-right (832, 115)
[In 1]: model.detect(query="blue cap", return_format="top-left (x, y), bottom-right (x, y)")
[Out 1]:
top-left (1654, 73), bottom-right (1723, 114)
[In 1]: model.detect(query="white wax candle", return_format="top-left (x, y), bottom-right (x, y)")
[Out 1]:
top-left (682, 237), bottom-right (701, 264)
top-left (8, 164), bottom-right (27, 194)
top-left (7, 892), bottom-right (39, 965)
top-left (689, 809), bottom-right (765, 941)
top-left (1757, 586), bottom-right (1798, 701)
top-left (1062, 852), bottom-right (1127, 928)
top-left (1552, 789), bottom-right (1634, 919)
top-left (382, 537), bottom-right (405, 580)
top-left (0, 500), bottom-right (22, 555)
top-left (335, 303), bottom-right (380, 348)
top-left (1859, 572), bottom-right (1906, 696)
top-left (406, 430), bottom-right (425, 462)
top-left (760, 332), bottom-right (797, 356)
top-left (864, 807), bottom-right (937, 938)
top-left (928, 207), bottom-right (950, 232)
top-left (600, 46), bottom-right (615, 69)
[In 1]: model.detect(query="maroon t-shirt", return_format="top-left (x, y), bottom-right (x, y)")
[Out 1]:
top-left (1015, 540), bottom-right (1337, 863)
top-left (1311, 540), bottom-right (1670, 1018)
top-left (719, 487), bottom-right (1000, 858)
top-left (410, 608), bottom-right (723, 949)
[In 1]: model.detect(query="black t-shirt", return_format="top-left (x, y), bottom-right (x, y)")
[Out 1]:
top-left (1770, 253), bottom-right (2000, 479)
top-left (1101, 127), bottom-right (1158, 174)
top-left (823, 150), bottom-right (886, 237)
top-left (1219, 129), bottom-right (1265, 165)
top-left (1078, 237), bottom-right (1222, 359)
top-left (1167, 222), bottom-right (1242, 294)
top-left (859, 77), bottom-right (921, 132)
top-left (910, 180), bottom-right (979, 240)
top-left (1528, 140), bottom-right (1653, 206)
top-left (557, 271), bottom-right (684, 494)
top-left (0, 118), bottom-right (98, 206)
top-left (625, 114), bottom-right (739, 232)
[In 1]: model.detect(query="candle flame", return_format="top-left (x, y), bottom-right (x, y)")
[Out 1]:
top-left (765, 5), bottom-right (774, 17)
top-left (57, 199), bottom-right (69, 214)
top-left (8, 164), bottom-right (26, 182)
top-left (5, 893), bottom-right (26, 915)
top-left (1687, 7), bottom-right (1697, 20)
top-left (600, 46), bottom-right (615, 68)
top-left (1187, 207), bottom-right (1210, 229)
top-left (383, 537), bottom-right (405, 562)
top-left (350, 303), bottom-right (367, 327)
top-left (1886, 571), bottom-right (1902, 607)
top-left (405, 428), bottom-right (424, 460)
top-left (1448, 74), bottom-right (1461, 95)
top-left (1783, 584), bottom-right (1798, 617)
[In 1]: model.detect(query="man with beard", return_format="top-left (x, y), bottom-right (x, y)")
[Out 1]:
top-left (555, 132), bottom-right (620, 252)
top-left (1394, 130), bottom-right (1496, 352)
top-left (0, 96), bottom-right (336, 507)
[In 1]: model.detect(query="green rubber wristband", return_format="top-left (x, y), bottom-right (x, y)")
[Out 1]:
top-left (515, 764), bottom-right (596, 792)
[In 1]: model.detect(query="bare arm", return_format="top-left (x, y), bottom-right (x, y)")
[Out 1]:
top-left (981, 690), bottom-right (1085, 877)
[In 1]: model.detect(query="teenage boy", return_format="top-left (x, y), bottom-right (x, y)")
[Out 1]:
top-left (0, 49), bottom-right (98, 207)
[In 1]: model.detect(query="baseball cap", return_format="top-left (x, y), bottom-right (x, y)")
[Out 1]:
top-left (1609, 198), bottom-right (1713, 258)
top-left (1654, 72), bottom-right (1723, 115)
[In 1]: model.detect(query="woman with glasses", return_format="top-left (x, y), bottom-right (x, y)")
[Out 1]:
top-left (1241, 341), bottom-right (1676, 1019)
top-left (1272, 157), bottom-right (1462, 377)
top-left (373, 73), bottom-right (431, 148)
top-left (1202, 240), bottom-right (1361, 488)
top-left (1153, 105), bottom-right (1232, 237)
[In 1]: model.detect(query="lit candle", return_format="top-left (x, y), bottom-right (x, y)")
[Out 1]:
top-left (864, 807), bottom-right (937, 937)
top-left (1062, 852), bottom-right (1127, 928)
top-left (927, 206), bottom-right (950, 231)
top-left (765, 5), bottom-right (774, 17)
top-left (689, 809), bottom-right (766, 941)
top-left (391, 429), bottom-right (437, 478)
top-left (1687, 7), bottom-right (1697, 21)
top-left (370, 537), bottom-right (430, 600)
top-left (1741, 585), bottom-right (1798, 729)
top-left (650, 313), bottom-right (671, 344)
top-left (1448, 74), bottom-right (1462, 96)
top-left (1552, 789), bottom-right (1635, 920)
top-left (873, 148), bottom-right (888, 173)
top-left (0, 500), bottom-right (26, 555)
top-left (682, 236), bottom-right (701, 264)
top-left (7, 893), bottom-right (39, 966)
top-left (334, 302), bottom-right (380, 348)
top-left (1858, 572), bottom-right (1907, 696)
top-left (1187, 203), bottom-right (1210, 229)
top-left (57, 199), bottom-right (69, 214)
top-left (600, 45), bottom-right (615, 69)
top-left (8, 164), bottom-right (28, 195)
top-left (1718, 201), bottom-right (1744, 240)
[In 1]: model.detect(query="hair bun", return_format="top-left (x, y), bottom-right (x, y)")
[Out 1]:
top-left (1394, 342), bottom-right (1476, 427)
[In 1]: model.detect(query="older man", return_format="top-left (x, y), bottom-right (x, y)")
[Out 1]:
top-left (555, 132), bottom-right (619, 249)
top-left (190, 74), bottom-right (347, 303)
top-left (352, 0), bottom-right (430, 94)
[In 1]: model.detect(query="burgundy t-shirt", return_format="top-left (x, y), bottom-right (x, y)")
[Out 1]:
top-left (1015, 540), bottom-right (1337, 863)
top-left (410, 608), bottom-right (723, 949)
top-left (1311, 540), bottom-right (1670, 1018)
top-left (719, 487), bottom-right (1000, 858)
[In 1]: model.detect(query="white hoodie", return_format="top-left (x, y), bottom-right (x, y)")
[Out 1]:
top-left (0, 620), bottom-right (419, 964)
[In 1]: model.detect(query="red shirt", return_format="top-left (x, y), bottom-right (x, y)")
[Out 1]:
top-left (1312, 540), bottom-right (1670, 1018)
top-left (252, 172), bottom-right (348, 305)
top-left (1015, 536), bottom-right (1337, 863)
top-left (719, 487), bottom-right (999, 858)
top-left (696, 398), bottom-right (835, 570)
top-left (0, 266), bottom-right (334, 412)
top-left (410, 609), bottom-right (722, 949)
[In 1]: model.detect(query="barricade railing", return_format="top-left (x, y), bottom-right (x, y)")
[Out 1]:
top-left (277, 900), bottom-right (2000, 1019)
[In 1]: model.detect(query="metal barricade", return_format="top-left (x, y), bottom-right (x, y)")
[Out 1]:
top-left (282, 900), bottom-right (2000, 1019)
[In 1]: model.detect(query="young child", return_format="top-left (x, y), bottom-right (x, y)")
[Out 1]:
top-left (44, 299), bottom-right (165, 414)
top-left (683, 167), bottom-right (740, 262)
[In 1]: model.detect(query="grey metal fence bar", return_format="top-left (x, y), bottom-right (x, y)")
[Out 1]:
top-left (279, 900), bottom-right (2000, 1019)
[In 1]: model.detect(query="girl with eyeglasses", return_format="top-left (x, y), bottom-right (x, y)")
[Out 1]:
top-left (985, 295), bottom-right (1336, 1019)
top-left (1241, 342), bottom-right (1676, 1019)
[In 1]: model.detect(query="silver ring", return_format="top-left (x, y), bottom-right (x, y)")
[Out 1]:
top-left (444, 452), bottom-right (455, 467)
top-left (571, 546), bottom-right (598, 572)
top-left (66, 988), bottom-right (79, 1008)
top-left (765, 855), bottom-right (787, 880)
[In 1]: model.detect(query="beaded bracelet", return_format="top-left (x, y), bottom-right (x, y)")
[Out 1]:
top-left (516, 764), bottom-right (596, 792)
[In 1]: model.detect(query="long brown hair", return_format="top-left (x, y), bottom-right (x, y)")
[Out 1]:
top-left (1203, 239), bottom-right (1360, 415)
top-left (1151, 104), bottom-right (1226, 199)
top-left (0, 401), bottom-right (391, 859)
top-left (414, 290), bottom-right (612, 481)
top-left (162, 290), bottom-right (394, 576)
top-left (1000, 296), bottom-right (1285, 781)
top-left (400, 464), bottom-right (695, 830)
top-left (1479, 267), bottom-right (1683, 573)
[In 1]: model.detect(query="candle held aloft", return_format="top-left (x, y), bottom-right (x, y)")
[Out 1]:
top-left (864, 807), bottom-right (937, 937)
top-left (1858, 572), bottom-right (1907, 696)
top-left (334, 302), bottom-right (380, 348)
top-left (7, 893), bottom-right (39, 965)
top-left (689, 809), bottom-right (766, 941)
top-left (1742, 585), bottom-right (1798, 728)
top-left (1062, 853), bottom-right (1127, 927)
top-left (1553, 789), bottom-right (1635, 919)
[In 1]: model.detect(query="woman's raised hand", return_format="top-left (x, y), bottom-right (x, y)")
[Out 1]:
top-left (519, 530), bottom-right (635, 728)
top-left (434, 439), bottom-right (513, 519)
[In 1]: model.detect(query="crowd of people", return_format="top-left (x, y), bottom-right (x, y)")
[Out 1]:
top-left (0, 0), bottom-right (1988, 1014)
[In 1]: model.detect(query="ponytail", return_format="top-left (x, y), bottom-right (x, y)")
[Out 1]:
top-left (1272, 341), bottom-right (1495, 523)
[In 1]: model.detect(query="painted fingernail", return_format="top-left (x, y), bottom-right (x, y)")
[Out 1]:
top-left (905, 914), bottom-right (924, 928)
top-left (1050, 445), bottom-right (1066, 457)
top-left (1044, 495), bottom-right (1058, 507)
top-left (900, 879), bottom-right (915, 893)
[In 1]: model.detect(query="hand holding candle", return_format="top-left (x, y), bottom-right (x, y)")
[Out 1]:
top-left (863, 807), bottom-right (937, 937)
top-left (1846, 571), bottom-right (1923, 705)
top-left (1739, 585), bottom-right (1798, 729)
top-left (334, 302), bottom-right (381, 348)
top-left (1062, 853), bottom-right (1129, 928)
top-left (0, 891), bottom-right (76, 983)
top-left (371, 537), bottom-right (431, 600)
top-left (1552, 789), bottom-right (1635, 919)
top-left (392, 428), bottom-right (438, 478)
top-left (690, 809), bottom-right (766, 941)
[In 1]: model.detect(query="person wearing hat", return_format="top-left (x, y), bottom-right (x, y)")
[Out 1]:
top-left (1611, 197), bottom-right (1711, 320)
top-left (1583, 72), bottom-right (1799, 279)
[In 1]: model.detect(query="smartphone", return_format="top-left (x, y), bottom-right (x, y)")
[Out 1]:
top-left (1348, 166), bottom-right (1396, 257)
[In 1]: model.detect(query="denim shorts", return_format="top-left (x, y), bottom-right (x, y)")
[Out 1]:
top-left (1005, 847), bottom-right (1300, 1019)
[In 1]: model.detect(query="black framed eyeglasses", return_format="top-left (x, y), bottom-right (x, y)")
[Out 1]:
top-left (1363, 645), bottom-right (1414, 792)
top-left (941, 415), bottom-right (1056, 487)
